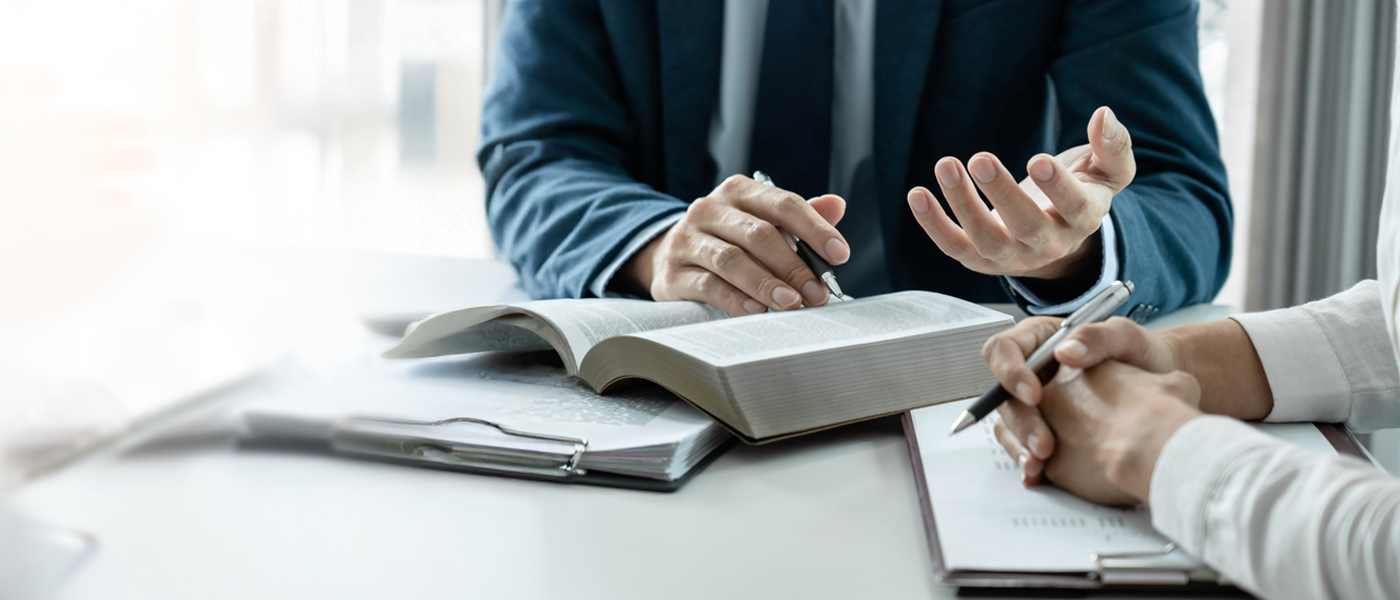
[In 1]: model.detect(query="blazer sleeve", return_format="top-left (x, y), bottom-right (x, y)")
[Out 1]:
top-left (479, 0), bottom-right (688, 299)
top-left (1049, 0), bottom-right (1232, 318)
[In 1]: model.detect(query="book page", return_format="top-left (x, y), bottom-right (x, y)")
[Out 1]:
top-left (909, 400), bottom-right (1339, 573)
top-left (637, 291), bottom-right (1007, 366)
top-left (385, 299), bottom-right (726, 373)
top-left (520, 298), bottom-right (728, 367)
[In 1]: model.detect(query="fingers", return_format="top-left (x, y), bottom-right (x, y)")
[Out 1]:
top-left (807, 194), bottom-right (845, 226)
top-left (1087, 106), bottom-right (1136, 192)
top-left (934, 158), bottom-right (1020, 263)
top-left (981, 317), bottom-right (1064, 405)
top-left (906, 186), bottom-right (990, 271)
top-left (1026, 153), bottom-right (1103, 233)
top-left (660, 266), bottom-right (766, 317)
top-left (994, 418), bottom-right (1043, 485)
top-left (709, 205), bottom-right (831, 306)
top-left (998, 399), bottom-right (1055, 460)
top-left (966, 153), bottom-right (1052, 247)
top-left (680, 228), bottom-right (807, 311)
top-left (1052, 317), bottom-right (1173, 372)
top-left (723, 177), bottom-right (851, 265)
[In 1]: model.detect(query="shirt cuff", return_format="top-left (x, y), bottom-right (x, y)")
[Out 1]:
top-left (1004, 214), bottom-right (1120, 315)
top-left (587, 213), bottom-right (685, 298)
top-left (1230, 309), bottom-right (1351, 423)
top-left (1149, 415), bottom-right (1274, 556)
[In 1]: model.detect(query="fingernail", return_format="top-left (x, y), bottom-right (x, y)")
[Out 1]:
top-left (1028, 157), bottom-right (1054, 182)
top-left (824, 238), bottom-right (849, 263)
top-left (742, 299), bottom-right (765, 314)
top-left (1028, 434), bottom-right (1044, 459)
top-left (801, 280), bottom-right (827, 305)
top-left (772, 286), bottom-right (801, 308)
top-left (909, 189), bottom-right (930, 214)
top-left (1055, 339), bottom-right (1088, 360)
top-left (935, 159), bottom-right (962, 188)
top-left (1055, 365), bottom-right (1083, 383)
top-left (1101, 107), bottom-right (1119, 142)
top-left (968, 157), bottom-right (997, 183)
top-left (1017, 451), bottom-right (1030, 468)
top-left (1015, 382), bottom-right (1034, 401)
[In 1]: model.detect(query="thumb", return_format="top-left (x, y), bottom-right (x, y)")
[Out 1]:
top-left (1087, 106), bottom-right (1136, 192)
top-left (808, 194), bottom-right (845, 226)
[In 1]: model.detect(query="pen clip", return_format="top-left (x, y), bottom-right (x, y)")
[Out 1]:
top-left (1061, 280), bottom-right (1133, 328)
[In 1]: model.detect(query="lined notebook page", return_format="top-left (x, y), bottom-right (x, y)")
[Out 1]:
top-left (909, 400), bottom-right (1337, 573)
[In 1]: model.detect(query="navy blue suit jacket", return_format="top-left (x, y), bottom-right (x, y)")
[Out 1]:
top-left (479, 0), bottom-right (1231, 319)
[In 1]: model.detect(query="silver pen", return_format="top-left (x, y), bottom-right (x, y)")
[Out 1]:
top-left (752, 171), bottom-right (850, 301)
top-left (949, 280), bottom-right (1136, 435)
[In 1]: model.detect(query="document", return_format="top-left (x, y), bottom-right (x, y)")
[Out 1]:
top-left (909, 400), bottom-right (1337, 573)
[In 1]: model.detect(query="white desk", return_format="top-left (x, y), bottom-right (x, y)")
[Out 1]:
top-left (12, 242), bottom-right (1237, 600)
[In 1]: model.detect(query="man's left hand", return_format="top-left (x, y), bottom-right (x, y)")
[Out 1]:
top-left (1037, 360), bottom-right (1203, 506)
top-left (906, 106), bottom-right (1135, 280)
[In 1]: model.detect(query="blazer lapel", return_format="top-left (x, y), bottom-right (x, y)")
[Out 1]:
top-left (656, 0), bottom-right (723, 201)
top-left (874, 0), bottom-right (942, 222)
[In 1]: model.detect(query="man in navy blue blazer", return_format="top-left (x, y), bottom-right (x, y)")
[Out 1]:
top-left (479, 0), bottom-right (1230, 321)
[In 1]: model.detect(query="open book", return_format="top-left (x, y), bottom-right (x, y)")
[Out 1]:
top-left (385, 292), bottom-right (1014, 443)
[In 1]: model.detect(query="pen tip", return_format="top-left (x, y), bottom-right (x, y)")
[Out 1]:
top-left (948, 411), bottom-right (976, 436)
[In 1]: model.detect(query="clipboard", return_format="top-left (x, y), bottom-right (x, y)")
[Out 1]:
top-left (242, 414), bottom-right (734, 493)
top-left (902, 412), bottom-right (1373, 595)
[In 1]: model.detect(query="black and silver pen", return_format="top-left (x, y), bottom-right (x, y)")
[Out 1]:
top-left (948, 280), bottom-right (1135, 435)
top-left (752, 170), bottom-right (850, 302)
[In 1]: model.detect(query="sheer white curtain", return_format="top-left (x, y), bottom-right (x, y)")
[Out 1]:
top-left (1247, 0), bottom-right (1397, 311)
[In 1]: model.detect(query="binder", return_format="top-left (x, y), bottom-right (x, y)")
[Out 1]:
top-left (903, 411), bottom-right (1373, 595)
top-left (242, 412), bottom-right (733, 493)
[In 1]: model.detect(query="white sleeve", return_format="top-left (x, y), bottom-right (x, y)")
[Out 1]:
top-left (1151, 415), bottom-right (1400, 600)
top-left (1229, 280), bottom-right (1400, 432)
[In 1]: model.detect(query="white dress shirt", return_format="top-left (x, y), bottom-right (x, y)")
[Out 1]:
top-left (589, 0), bottom-right (1118, 314)
top-left (1146, 13), bottom-right (1400, 597)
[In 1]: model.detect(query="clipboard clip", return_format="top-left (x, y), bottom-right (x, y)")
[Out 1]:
top-left (1091, 543), bottom-right (1224, 586)
top-left (329, 415), bottom-right (589, 479)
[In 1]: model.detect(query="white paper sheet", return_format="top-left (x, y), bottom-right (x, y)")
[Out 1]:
top-left (909, 400), bottom-right (1338, 573)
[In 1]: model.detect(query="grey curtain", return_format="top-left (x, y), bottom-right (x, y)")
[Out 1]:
top-left (1248, 0), bottom-right (1396, 311)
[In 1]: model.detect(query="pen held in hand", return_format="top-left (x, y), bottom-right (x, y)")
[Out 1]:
top-left (948, 280), bottom-right (1135, 436)
top-left (752, 170), bottom-right (850, 302)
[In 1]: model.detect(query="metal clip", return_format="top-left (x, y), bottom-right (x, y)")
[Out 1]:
top-left (330, 415), bottom-right (589, 478)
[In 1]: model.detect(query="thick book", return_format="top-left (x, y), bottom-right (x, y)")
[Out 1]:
top-left (384, 291), bottom-right (1014, 444)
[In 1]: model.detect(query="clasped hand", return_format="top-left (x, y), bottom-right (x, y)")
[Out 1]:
top-left (983, 317), bottom-right (1203, 505)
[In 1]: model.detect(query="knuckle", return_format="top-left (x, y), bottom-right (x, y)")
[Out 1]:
top-left (742, 219), bottom-right (780, 248)
top-left (710, 243), bottom-right (742, 271)
top-left (718, 174), bottom-right (747, 194)
top-left (692, 271), bottom-right (716, 294)
top-left (771, 192), bottom-right (803, 216)
top-left (687, 197), bottom-right (715, 218)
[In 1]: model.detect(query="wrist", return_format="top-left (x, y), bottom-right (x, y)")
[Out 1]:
top-left (1106, 402), bottom-right (1202, 503)
top-left (617, 237), bottom-right (663, 298)
top-left (1015, 232), bottom-right (1102, 303)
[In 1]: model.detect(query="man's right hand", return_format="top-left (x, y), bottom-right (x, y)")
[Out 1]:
top-left (621, 175), bottom-right (850, 316)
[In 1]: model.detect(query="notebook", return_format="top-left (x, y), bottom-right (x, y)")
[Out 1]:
top-left (904, 399), bottom-right (1370, 592)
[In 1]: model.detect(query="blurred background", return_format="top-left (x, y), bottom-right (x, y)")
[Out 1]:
top-left (5, 0), bottom-right (1400, 469)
